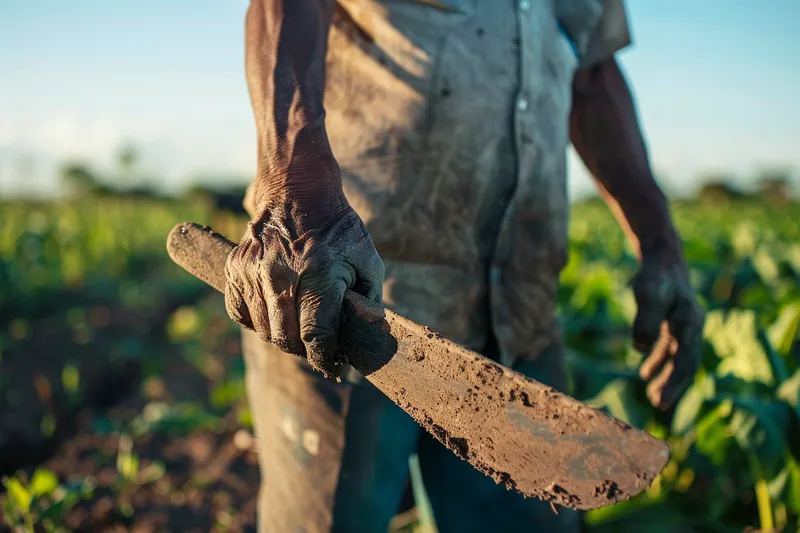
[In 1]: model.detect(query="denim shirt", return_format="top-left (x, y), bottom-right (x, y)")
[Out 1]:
top-left (405, 0), bottom-right (630, 66)
top-left (325, 0), bottom-right (630, 364)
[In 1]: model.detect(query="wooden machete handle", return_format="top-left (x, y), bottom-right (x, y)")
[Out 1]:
top-left (166, 223), bottom-right (234, 295)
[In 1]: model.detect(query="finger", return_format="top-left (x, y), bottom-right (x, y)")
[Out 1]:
top-left (247, 274), bottom-right (272, 344)
top-left (225, 280), bottom-right (254, 330)
top-left (263, 257), bottom-right (304, 356)
top-left (230, 237), bottom-right (273, 343)
top-left (646, 359), bottom-right (675, 410)
top-left (353, 253), bottom-right (385, 304)
top-left (225, 247), bottom-right (255, 330)
top-left (631, 273), bottom-right (674, 353)
top-left (298, 276), bottom-right (348, 380)
top-left (638, 322), bottom-right (671, 381)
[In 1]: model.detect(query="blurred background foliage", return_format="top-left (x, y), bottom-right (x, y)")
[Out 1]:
top-left (0, 155), bottom-right (799, 532)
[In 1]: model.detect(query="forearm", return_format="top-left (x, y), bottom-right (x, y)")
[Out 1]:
top-left (245, 0), bottom-right (342, 222)
top-left (569, 57), bottom-right (681, 261)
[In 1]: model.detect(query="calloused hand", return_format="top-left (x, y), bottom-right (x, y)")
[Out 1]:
top-left (631, 257), bottom-right (704, 410)
top-left (225, 198), bottom-right (384, 380)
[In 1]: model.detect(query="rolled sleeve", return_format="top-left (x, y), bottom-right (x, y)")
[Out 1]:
top-left (581, 0), bottom-right (632, 67)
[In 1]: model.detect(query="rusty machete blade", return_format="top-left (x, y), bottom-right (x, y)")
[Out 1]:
top-left (166, 222), bottom-right (670, 511)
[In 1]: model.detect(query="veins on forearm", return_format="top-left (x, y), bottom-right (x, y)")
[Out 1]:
top-left (245, 0), bottom-right (339, 198)
top-left (569, 57), bottom-right (680, 260)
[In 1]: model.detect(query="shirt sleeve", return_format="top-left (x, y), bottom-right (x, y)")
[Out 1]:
top-left (580, 0), bottom-right (632, 68)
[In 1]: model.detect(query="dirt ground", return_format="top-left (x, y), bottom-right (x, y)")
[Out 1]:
top-left (0, 292), bottom-right (264, 532)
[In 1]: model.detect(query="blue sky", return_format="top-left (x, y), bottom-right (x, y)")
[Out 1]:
top-left (1, 0), bottom-right (798, 198)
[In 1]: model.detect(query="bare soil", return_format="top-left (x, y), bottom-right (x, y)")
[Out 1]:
top-left (0, 294), bottom-right (261, 532)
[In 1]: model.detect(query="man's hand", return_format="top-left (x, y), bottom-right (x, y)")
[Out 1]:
top-left (225, 197), bottom-right (384, 380)
top-left (569, 57), bottom-right (705, 409)
top-left (232, 1), bottom-right (381, 379)
top-left (631, 257), bottom-right (704, 410)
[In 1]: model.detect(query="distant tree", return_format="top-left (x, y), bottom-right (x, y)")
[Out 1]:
top-left (755, 167), bottom-right (796, 205)
top-left (182, 179), bottom-right (250, 215)
top-left (60, 162), bottom-right (100, 198)
top-left (697, 172), bottom-right (746, 203)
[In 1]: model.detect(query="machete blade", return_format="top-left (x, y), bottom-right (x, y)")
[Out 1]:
top-left (167, 222), bottom-right (670, 511)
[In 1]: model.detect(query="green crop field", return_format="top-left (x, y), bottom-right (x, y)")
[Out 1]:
top-left (1, 196), bottom-right (799, 532)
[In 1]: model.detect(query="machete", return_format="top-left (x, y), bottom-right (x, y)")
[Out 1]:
top-left (166, 222), bottom-right (669, 511)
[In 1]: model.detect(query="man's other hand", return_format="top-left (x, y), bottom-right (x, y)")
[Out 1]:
top-left (225, 198), bottom-right (384, 380)
top-left (631, 257), bottom-right (705, 410)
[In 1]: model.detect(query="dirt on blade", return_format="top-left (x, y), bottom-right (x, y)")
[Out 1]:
top-left (169, 222), bottom-right (670, 511)
top-left (376, 328), bottom-right (667, 510)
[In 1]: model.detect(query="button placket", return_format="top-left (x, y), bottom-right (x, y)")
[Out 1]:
top-left (492, 0), bottom-right (535, 292)
top-left (515, 0), bottom-right (534, 165)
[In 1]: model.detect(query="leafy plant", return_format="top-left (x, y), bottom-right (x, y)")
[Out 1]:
top-left (1, 469), bottom-right (95, 533)
top-left (113, 434), bottom-right (165, 518)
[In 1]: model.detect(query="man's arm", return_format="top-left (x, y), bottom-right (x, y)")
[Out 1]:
top-left (245, 0), bottom-right (342, 230)
top-left (569, 56), bottom-right (680, 262)
top-left (225, 0), bottom-right (384, 380)
top-left (569, 57), bottom-right (704, 411)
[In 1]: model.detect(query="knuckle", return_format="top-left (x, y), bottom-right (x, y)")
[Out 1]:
top-left (301, 323), bottom-right (336, 344)
top-left (265, 258), bottom-right (298, 290)
top-left (299, 274), bottom-right (340, 299)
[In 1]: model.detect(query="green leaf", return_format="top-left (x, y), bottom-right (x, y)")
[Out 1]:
top-left (584, 378), bottom-right (650, 429)
top-left (3, 476), bottom-right (32, 513)
top-left (753, 248), bottom-right (780, 284)
top-left (39, 499), bottom-right (69, 523)
top-left (166, 306), bottom-right (201, 342)
top-left (777, 369), bottom-right (800, 409)
top-left (568, 263), bottom-right (618, 314)
top-left (727, 398), bottom-right (791, 474)
top-left (30, 468), bottom-right (59, 497)
top-left (767, 461), bottom-right (789, 499)
top-left (61, 364), bottom-right (81, 395)
top-left (709, 310), bottom-right (774, 386)
top-left (140, 462), bottom-right (165, 484)
top-left (567, 350), bottom-right (639, 401)
top-left (583, 498), bottom-right (696, 531)
top-left (672, 369), bottom-right (715, 435)
top-left (768, 302), bottom-right (800, 357)
top-left (694, 399), bottom-right (733, 466)
top-left (209, 379), bottom-right (245, 409)
top-left (786, 457), bottom-right (800, 514)
top-left (408, 454), bottom-right (438, 533)
top-left (2, 496), bottom-right (18, 525)
top-left (758, 330), bottom-right (789, 385)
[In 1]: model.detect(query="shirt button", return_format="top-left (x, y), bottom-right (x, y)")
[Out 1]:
top-left (517, 97), bottom-right (529, 112)
top-left (519, 0), bottom-right (530, 12)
